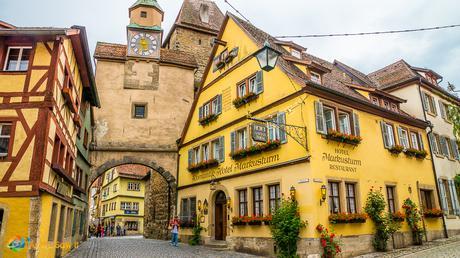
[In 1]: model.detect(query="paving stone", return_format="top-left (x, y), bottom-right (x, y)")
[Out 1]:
top-left (65, 236), bottom-right (261, 258)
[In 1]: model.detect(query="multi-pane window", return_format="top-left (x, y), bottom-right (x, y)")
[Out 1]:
top-left (180, 197), bottom-right (196, 222)
top-left (133, 202), bottom-right (139, 211)
top-left (133, 104), bottom-right (147, 119)
top-left (324, 107), bottom-right (336, 132)
top-left (126, 221), bottom-right (138, 231)
top-left (269, 184), bottom-right (281, 214)
top-left (127, 182), bottom-right (140, 191)
top-left (422, 93), bottom-right (437, 116)
top-left (311, 72), bottom-right (321, 84)
top-left (386, 186), bottom-right (396, 213)
top-left (338, 112), bottom-right (351, 135)
top-left (381, 122), bottom-right (395, 148)
top-left (4, 47), bottom-right (32, 71)
top-left (236, 72), bottom-right (264, 98)
top-left (420, 189), bottom-right (434, 210)
top-left (238, 189), bottom-right (248, 216)
top-left (328, 182), bottom-right (341, 214)
top-left (237, 128), bottom-right (248, 149)
top-left (345, 183), bottom-right (357, 214)
top-left (410, 132), bottom-right (420, 150)
top-left (198, 95), bottom-right (222, 121)
top-left (397, 127), bottom-right (410, 149)
top-left (202, 143), bottom-right (210, 162)
top-left (113, 184), bottom-right (118, 193)
top-left (315, 102), bottom-right (360, 137)
top-left (253, 187), bottom-right (263, 217)
top-left (237, 81), bottom-right (247, 98)
top-left (267, 113), bottom-right (287, 143)
top-left (193, 147), bottom-right (200, 164)
top-left (0, 123), bottom-right (12, 157)
top-left (121, 202), bottom-right (132, 210)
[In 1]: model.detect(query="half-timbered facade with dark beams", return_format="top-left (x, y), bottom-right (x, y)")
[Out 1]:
top-left (0, 22), bottom-right (99, 258)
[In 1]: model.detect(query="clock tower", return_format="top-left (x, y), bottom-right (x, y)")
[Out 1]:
top-left (127, 0), bottom-right (164, 59)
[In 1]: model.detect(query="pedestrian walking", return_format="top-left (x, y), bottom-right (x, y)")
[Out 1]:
top-left (116, 224), bottom-right (121, 236)
top-left (123, 224), bottom-right (127, 236)
top-left (169, 216), bottom-right (180, 247)
top-left (97, 224), bottom-right (101, 238)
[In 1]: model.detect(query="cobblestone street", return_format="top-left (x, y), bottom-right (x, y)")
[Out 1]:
top-left (357, 235), bottom-right (460, 258)
top-left (65, 236), bottom-right (260, 258)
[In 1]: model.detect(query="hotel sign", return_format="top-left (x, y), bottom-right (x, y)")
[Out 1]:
top-left (251, 123), bottom-right (268, 143)
top-left (322, 148), bottom-right (362, 172)
top-left (124, 210), bottom-right (139, 215)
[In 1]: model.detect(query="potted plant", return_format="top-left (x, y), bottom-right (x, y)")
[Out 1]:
top-left (199, 113), bottom-right (218, 126)
top-left (326, 130), bottom-right (362, 145)
top-left (230, 140), bottom-right (281, 160)
top-left (328, 213), bottom-right (368, 224)
top-left (391, 211), bottom-right (406, 222)
top-left (248, 216), bottom-right (263, 225)
top-left (415, 150), bottom-right (428, 159)
top-left (389, 145), bottom-right (404, 155)
top-left (187, 159), bottom-right (219, 172)
top-left (232, 92), bottom-right (258, 108)
top-left (423, 208), bottom-right (443, 218)
top-left (404, 148), bottom-right (419, 157)
top-left (231, 216), bottom-right (247, 226)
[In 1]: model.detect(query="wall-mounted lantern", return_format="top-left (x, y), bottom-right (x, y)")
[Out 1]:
top-left (198, 200), bottom-right (202, 211)
top-left (320, 185), bottom-right (327, 206)
top-left (227, 197), bottom-right (232, 211)
top-left (254, 41), bottom-right (281, 72)
top-left (290, 186), bottom-right (296, 200)
top-left (203, 199), bottom-right (209, 215)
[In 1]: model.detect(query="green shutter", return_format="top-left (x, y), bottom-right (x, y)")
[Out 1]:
top-left (219, 136), bottom-right (225, 163)
top-left (352, 113), bottom-right (360, 137)
top-left (314, 101), bottom-right (326, 135)
top-left (188, 149), bottom-right (193, 166)
top-left (230, 132), bottom-right (236, 153)
top-left (428, 133), bottom-right (438, 155)
top-left (256, 70), bottom-right (264, 94)
top-left (278, 112), bottom-right (287, 143)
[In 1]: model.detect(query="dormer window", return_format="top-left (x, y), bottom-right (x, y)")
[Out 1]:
top-left (291, 49), bottom-right (301, 59)
top-left (140, 11), bottom-right (147, 18)
top-left (311, 71), bottom-right (321, 85)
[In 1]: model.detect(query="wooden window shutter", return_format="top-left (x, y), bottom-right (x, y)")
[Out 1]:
top-left (188, 149), bottom-right (193, 166)
top-left (397, 127), bottom-right (404, 147)
top-left (451, 139), bottom-right (460, 160)
top-left (428, 133), bottom-right (438, 155)
top-left (219, 136), bottom-right (225, 163)
top-left (380, 121), bottom-right (390, 149)
top-left (352, 112), bottom-right (360, 137)
top-left (217, 95), bottom-right (222, 115)
top-left (439, 100), bottom-right (446, 119)
top-left (449, 180), bottom-right (460, 215)
top-left (256, 70), bottom-right (264, 94)
top-left (314, 101), bottom-right (326, 135)
top-left (418, 132), bottom-right (425, 151)
top-left (438, 178), bottom-right (448, 212)
top-left (230, 131), bottom-right (236, 153)
top-left (199, 106), bottom-right (203, 120)
top-left (421, 92), bottom-right (429, 111)
top-left (277, 112), bottom-right (287, 143)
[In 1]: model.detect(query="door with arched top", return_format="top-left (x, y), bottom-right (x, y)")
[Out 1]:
top-left (214, 191), bottom-right (227, 240)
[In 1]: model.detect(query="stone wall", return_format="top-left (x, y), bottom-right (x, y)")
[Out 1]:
top-left (144, 172), bottom-right (175, 240)
top-left (169, 27), bottom-right (217, 88)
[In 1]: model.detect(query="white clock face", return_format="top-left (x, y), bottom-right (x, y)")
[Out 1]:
top-left (130, 33), bottom-right (158, 57)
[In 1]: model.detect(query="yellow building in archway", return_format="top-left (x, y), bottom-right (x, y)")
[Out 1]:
top-left (99, 165), bottom-right (148, 236)
top-left (176, 13), bottom-right (443, 257)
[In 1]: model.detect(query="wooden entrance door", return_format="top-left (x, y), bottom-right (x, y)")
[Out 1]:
top-left (214, 191), bottom-right (227, 241)
top-left (55, 205), bottom-right (66, 258)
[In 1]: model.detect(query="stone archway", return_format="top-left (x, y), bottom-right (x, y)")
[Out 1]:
top-left (89, 156), bottom-right (176, 240)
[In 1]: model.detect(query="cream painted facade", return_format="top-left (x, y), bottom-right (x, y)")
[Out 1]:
top-left (389, 81), bottom-right (460, 235)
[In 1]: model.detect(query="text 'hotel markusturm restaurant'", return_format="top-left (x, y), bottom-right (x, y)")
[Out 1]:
top-left (176, 12), bottom-right (444, 257)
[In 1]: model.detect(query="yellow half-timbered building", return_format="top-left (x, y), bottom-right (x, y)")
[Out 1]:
top-left (177, 13), bottom-right (443, 257)
top-left (0, 22), bottom-right (99, 258)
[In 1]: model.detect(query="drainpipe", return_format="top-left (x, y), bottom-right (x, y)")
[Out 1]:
top-left (418, 79), bottom-right (448, 238)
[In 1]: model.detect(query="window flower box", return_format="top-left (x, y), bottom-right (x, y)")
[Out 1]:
top-left (231, 216), bottom-right (247, 226)
top-left (423, 208), bottom-right (443, 218)
top-left (389, 145), bottom-right (404, 155)
top-left (230, 140), bottom-right (281, 160)
top-left (233, 92), bottom-right (258, 108)
top-left (262, 215), bottom-right (272, 225)
top-left (328, 212), bottom-right (368, 224)
top-left (391, 211), bottom-right (406, 222)
top-left (326, 130), bottom-right (362, 145)
top-left (199, 113), bottom-right (218, 126)
top-left (187, 159), bottom-right (219, 172)
top-left (404, 148), bottom-right (427, 159)
top-left (247, 217), bottom-right (263, 225)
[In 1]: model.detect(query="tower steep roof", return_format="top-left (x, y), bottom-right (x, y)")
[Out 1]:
top-left (130, 0), bottom-right (163, 12)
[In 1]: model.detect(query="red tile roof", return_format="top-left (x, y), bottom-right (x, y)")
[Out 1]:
top-left (116, 164), bottom-right (150, 179)
top-left (94, 42), bottom-right (197, 68)
top-left (176, 0), bottom-right (224, 33)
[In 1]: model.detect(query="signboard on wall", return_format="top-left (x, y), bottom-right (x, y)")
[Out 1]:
top-left (124, 210), bottom-right (139, 215)
top-left (251, 123), bottom-right (268, 143)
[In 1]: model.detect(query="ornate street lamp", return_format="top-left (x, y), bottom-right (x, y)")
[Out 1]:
top-left (320, 185), bottom-right (327, 206)
top-left (254, 41), bottom-right (281, 72)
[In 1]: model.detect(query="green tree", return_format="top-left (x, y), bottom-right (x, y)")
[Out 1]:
top-left (270, 198), bottom-right (307, 258)
top-left (448, 105), bottom-right (460, 139)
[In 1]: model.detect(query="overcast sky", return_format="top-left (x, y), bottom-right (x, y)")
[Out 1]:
top-left (1, 0), bottom-right (459, 89)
